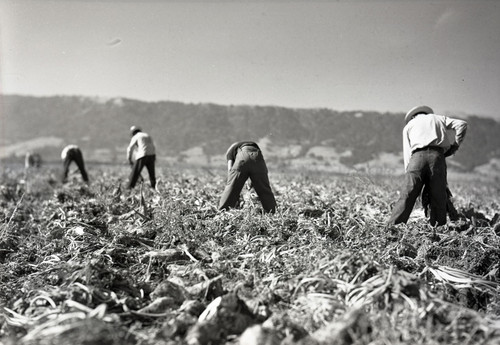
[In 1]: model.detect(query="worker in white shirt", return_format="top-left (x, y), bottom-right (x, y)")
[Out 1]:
top-left (127, 126), bottom-right (156, 189)
top-left (61, 145), bottom-right (89, 183)
top-left (387, 106), bottom-right (467, 226)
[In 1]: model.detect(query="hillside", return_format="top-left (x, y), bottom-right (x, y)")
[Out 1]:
top-left (1, 95), bottom-right (499, 176)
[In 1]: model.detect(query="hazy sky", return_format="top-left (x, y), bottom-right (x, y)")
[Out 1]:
top-left (1, 0), bottom-right (499, 119)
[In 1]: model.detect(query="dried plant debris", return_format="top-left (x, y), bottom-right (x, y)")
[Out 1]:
top-left (0, 166), bottom-right (500, 344)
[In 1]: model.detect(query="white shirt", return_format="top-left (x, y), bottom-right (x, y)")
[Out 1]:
top-left (403, 114), bottom-right (467, 171)
top-left (127, 132), bottom-right (156, 162)
top-left (61, 144), bottom-right (79, 160)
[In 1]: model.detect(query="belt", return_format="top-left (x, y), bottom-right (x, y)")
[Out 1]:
top-left (239, 145), bottom-right (259, 152)
top-left (412, 146), bottom-right (444, 155)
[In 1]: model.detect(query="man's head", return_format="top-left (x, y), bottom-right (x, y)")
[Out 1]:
top-left (130, 126), bottom-right (142, 137)
top-left (405, 105), bottom-right (434, 124)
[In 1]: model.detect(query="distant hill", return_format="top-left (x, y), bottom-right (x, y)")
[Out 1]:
top-left (1, 95), bottom-right (499, 177)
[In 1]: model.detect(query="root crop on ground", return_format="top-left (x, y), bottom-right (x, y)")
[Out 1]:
top-left (1, 166), bottom-right (499, 345)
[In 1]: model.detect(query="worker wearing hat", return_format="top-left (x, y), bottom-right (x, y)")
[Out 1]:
top-left (387, 106), bottom-right (467, 226)
top-left (219, 141), bottom-right (276, 213)
top-left (127, 126), bottom-right (156, 189)
top-left (61, 144), bottom-right (89, 183)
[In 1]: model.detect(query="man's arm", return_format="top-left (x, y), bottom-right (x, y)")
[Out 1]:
top-left (446, 117), bottom-right (467, 147)
top-left (402, 127), bottom-right (411, 172)
top-left (225, 142), bottom-right (239, 172)
top-left (126, 138), bottom-right (137, 164)
top-left (444, 117), bottom-right (467, 156)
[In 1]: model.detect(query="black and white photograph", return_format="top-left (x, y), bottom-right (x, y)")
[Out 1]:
top-left (1, 0), bottom-right (499, 344)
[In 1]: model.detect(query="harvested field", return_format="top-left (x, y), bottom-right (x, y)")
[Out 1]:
top-left (1, 165), bottom-right (499, 345)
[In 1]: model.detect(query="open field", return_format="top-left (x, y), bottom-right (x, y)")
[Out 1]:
top-left (1, 165), bottom-right (500, 345)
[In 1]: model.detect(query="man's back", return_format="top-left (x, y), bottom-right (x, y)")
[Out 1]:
top-left (403, 113), bottom-right (467, 171)
top-left (405, 114), bottom-right (450, 150)
top-left (129, 132), bottom-right (155, 159)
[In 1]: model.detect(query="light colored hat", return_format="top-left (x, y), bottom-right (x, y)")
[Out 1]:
top-left (130, 125), bottom-right (141, 133)
top-left (405, 105), bottom-right (433, 124)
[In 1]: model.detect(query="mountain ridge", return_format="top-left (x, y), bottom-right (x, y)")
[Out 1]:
top-left (1, 95), bottom-right (499, 177)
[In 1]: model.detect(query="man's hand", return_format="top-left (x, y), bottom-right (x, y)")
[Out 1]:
top-left (445, 144), bottom-right (459, 157)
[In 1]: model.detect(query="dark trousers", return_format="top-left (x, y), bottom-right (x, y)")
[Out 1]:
top-left (421, 159), bottom-right (459, 221)
top-left (128, 155), bottom-right (156, 189)
top-left (219, 147), bottom-right (276, 213)
top-left (62, 149), bottom-right (89, 183)
top-left (388, 149), bottom-right (447, 226)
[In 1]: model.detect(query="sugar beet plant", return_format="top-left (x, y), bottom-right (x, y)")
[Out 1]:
top-left (0, 165), bottom-right (500, 345)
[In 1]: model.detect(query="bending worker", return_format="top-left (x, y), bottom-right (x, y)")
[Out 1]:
top-left (127, 126), bottom-right (156, 189)
top-left (387, 106), bottom-right (467, 227)
top-left (219, 141), bottom-right (276, 213)
top-left (61, 144), bottom-right (89, 183)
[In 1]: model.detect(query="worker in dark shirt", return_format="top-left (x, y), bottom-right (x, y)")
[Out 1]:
top-left (219, 141), bottom-right (276, 213)
top-left (61, 145), bottom-right (89, 183)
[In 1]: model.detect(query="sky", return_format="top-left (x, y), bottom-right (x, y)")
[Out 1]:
top-left (1, 0), bottom-right (499, 119)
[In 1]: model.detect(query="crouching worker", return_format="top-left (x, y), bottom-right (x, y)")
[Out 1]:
top-left (219, 141), bottom-right (276, 213)
top-left (127, 126), bottom-right (156, 189)
top-left (25, 152), bottom-right (42, 169)
top-left (61, 145), bottom-right (89, 183)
